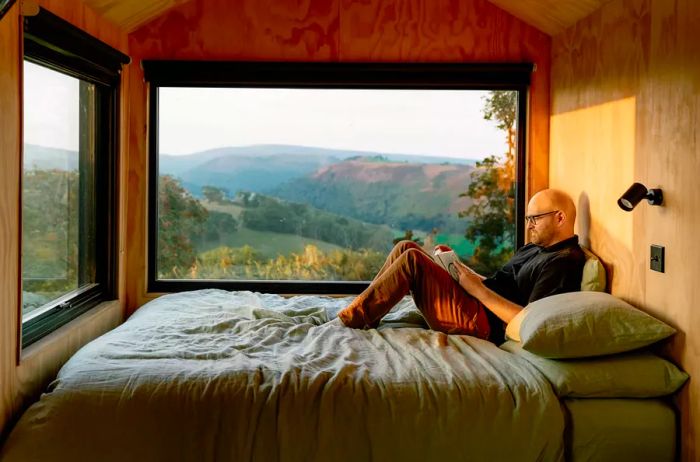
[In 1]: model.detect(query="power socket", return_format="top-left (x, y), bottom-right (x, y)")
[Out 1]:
top-left (650, 245), bottom-right (665, 273)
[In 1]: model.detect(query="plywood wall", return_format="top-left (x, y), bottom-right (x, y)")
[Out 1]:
top-left (549, 0), bottom-right (700, 459)
top-left (0, 2), bottom-right (23, 441)
top-left (0, 0), bottom-right (129, 441)
top-left (125, 0), bottom-right (552, 311)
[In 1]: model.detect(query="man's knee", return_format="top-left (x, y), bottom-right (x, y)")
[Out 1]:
top-left (401, 247), bottom-right (432, 268)
top-left (394, 240), bottom-right (422, 253)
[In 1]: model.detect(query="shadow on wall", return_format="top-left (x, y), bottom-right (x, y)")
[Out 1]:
top-left (577, 191), bottom-right (617, 294)
top-left (577, 192), bottom-right (591, 248)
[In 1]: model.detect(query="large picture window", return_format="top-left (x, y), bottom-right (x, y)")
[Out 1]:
top-left (145, 62), bottom-right (530, 294)
top-left (21, 9), bottom-right (127, 347)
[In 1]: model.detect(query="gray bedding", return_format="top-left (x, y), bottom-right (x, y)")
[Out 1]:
top-left (1, 289), bottom-right (565, 461)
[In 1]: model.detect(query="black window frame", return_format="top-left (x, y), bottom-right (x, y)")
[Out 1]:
top-left (144, 60), bottom-right (530, 295)
top-left (20, 8), bottom-right (128, 348)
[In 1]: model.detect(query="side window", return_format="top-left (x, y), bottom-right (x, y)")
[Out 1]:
top-left (144, 62), bottom-right (530, 294)
top-left (21, 9), bottom-right (128, 347)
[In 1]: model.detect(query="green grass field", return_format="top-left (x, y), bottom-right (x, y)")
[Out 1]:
top-left (202, 200), bottom-right (244, 217)
top-left (196, 226), bottom-right (346, 259)
top-left (202, 199), bottom-right (477, 261)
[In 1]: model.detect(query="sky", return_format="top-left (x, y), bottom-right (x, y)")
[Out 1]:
top-left (22, 61), bottom-right (510, 161)
top-left (159, 87), bottom-right (509, 160)
top-left (23, 61), bottom-right (80, 151)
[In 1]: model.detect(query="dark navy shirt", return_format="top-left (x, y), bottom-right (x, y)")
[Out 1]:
top-left (483, 235), bottom-right (585, 343)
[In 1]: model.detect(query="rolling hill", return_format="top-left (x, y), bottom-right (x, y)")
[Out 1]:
top-left (24, 144), bottom-right (79, 170)
top-left (271, 156), bottom-right (475, 234)
top-left (159, 144), bottom-right (477, 197)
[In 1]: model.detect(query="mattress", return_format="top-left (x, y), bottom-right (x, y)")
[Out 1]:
top-left (1, 289), bottom-right (565, 462)
top-left (564, 398), bottom-right (676, 462)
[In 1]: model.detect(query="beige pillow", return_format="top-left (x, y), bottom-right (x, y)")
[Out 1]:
top-left (501, 340), bottom-right (688, 398)
top-left (506, 246), bottom-right (606, 342)
top-left (581, 247), bottom-right (606, 292)
top-left (506, 292), bottom-right (676, 358)
top-left (505, 307), bottom-right (528, 342)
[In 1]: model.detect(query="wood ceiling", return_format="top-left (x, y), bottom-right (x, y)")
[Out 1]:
top-left (80, 0), bottom-right (614, 36)
top-left (79, 0), bottom-right (193, 33)
top-left (487, 0), bottom-right (613, 35)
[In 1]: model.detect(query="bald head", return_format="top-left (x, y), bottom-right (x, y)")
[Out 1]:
top-left (526, 189), bottom-right (577, 246)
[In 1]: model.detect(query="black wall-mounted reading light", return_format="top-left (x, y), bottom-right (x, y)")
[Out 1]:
top-left (617, 183), bottom-right (663, 211)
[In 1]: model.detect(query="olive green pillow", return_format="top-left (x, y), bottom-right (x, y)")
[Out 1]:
top-left (580, 247), bottom-right (606, 292)
top-left (501, 340), bottom-right (688, 398)
top-left (511, 291), bottom-right (676, 358)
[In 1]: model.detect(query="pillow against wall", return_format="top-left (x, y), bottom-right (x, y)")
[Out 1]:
top-left (508, 291), bottom-right (676, 358)
top-left (580, 247), bottom-right (606, 292)
top-left (500, 340), bottom-right (688, 398)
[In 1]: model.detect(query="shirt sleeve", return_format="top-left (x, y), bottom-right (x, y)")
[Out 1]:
top-left (528, 253), bottom-right (584, 303)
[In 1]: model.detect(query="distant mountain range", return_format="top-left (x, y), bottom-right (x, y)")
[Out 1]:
top-left (159, 144), bottom-right (477, 196)
top-left (158, 145), bottom-right (478, 233)
top-left (24, 143), bottom-right (479, 233)
top-left (24, 144), bottom-right (79, 170)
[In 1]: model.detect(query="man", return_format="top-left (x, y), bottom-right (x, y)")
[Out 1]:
top-left (336, 188), bottom-right (586, 343)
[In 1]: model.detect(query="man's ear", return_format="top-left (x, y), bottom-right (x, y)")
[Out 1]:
top-left (556, 210), bottom-right (567, 227)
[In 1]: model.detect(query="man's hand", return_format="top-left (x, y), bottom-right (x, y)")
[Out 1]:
top-left (454, 261), bottom-right (523, 324)
top-left (454, 261), bottom-right (486, 296)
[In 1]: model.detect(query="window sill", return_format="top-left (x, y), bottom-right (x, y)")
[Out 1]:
top-left (20, 299), bottom-right (123, 364)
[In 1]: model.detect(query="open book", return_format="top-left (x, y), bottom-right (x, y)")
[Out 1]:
top-left (433, 246), bottom-right (461, 281)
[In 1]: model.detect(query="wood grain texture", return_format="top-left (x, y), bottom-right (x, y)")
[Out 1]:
top-left (123, 62), bottom-right (149, 312)
top-left (81, 0), bottom-right (193, 32)
top-left (36, 0), bottom-right (128, 53)
top-left (488, 0), bottom-right (613, 36)
top-left (550, 0), bottom-right (700, 459)
top-left (0, 3), bottom-right (22, 442)
top-left (61, 0), bottom-right (622, 38)
top-left (130, 0), bottom-right (340, 60)
top-left (125, 0), bottom-right (551, 311)
top-left (0, 0), bottom-right (129, 442)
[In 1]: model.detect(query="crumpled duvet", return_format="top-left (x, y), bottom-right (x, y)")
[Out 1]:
top-left (1, 289), bottom-right (564, 462)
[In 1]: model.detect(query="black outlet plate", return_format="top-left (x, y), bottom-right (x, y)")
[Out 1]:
top-left (650, 245), bottom-right (665, 273)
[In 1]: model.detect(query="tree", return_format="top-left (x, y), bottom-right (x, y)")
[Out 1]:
top-left (392, 229), bottom-right (422, 246)
top-left (459, 90), bottom-right (517, 275)
top-left (201, 185), bottom-right (229, 203)
top-left (158, 175), bottom-right (209, 276)
top-left (22, 169), bottom-right (79, 299)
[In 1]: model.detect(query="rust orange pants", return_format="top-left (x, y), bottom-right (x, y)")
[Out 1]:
top-left (337, 240), bottom-right (491, 339)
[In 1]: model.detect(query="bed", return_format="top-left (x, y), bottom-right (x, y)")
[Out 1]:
top-left (0, 289), bottom-right (685, 461)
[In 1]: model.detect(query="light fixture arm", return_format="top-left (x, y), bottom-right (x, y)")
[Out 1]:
top-left (646, 188), bottom-right (663, 206)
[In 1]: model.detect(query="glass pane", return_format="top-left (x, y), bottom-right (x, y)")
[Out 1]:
top-left (22, 61), bottom-right (96, 319)
top-left (157, 88), bottom-right (517, 281)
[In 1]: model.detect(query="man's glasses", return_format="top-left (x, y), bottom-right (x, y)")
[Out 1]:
top-left (525, 210), bottom-right (559, 225)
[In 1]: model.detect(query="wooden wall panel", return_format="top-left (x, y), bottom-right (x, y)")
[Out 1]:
top-left (123, 62), bottom-right (150, 311)
top-left (0, 2), bottom-right (22, 442)
top-left (550, 0), bottom-right (700, 459)
top-left (129, 0), bottom-right (339, 60)
top-left (339, 0), bottom-right (541, 61)
top-left (0, 0), bottom-right (129, 442)
top-left (126, 0), bottom-right (551, 311)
